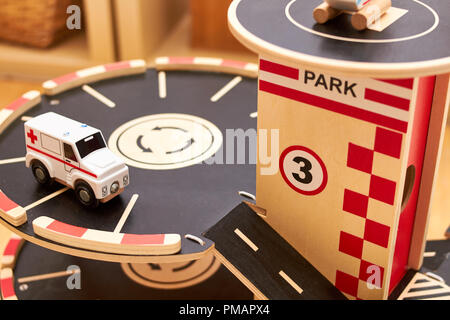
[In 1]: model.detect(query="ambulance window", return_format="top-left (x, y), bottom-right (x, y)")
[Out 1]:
top-left (76, 132), bottom-right (106, 158)
top-left (64, 143), bottom-right (78, 162)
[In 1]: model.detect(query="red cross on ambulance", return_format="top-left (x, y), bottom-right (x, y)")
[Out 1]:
top-left (27, 129), bottom-right (38, 144)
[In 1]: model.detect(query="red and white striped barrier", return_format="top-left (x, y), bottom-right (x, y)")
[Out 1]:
top-left (33, 216), bottom-right (181, 256)
top-left (155, 57), bottom-right (258, 78)
top-left (42, 60), bottom-right (147, 95)
top-left (0, 90), bottom-right (41, 134)
top-left (0, 268), bottom-right (17, 300)
top-left (0, 190), bottom-right (27, 227)
top-left (1, 233), bottom-right (24, 269)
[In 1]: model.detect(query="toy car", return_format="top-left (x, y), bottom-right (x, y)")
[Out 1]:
top-left (313, 0), bottom-right (392, 30)
top-left (24, 112), bottom-right (129, 208)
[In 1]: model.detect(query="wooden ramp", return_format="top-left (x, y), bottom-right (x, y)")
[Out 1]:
top-left (204, 202), bottom-right (346, 300)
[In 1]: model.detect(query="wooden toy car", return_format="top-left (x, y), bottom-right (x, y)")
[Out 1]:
top-left (24, 112), bottom-right (129, 207)
top-left (313, 0), bottom-right (392, 30)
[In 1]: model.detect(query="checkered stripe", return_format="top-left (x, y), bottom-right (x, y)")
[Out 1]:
top-left (1, 233), bottom-right (24, 269)
top-left (0, 90), bottom-right (41, 134)
top-left (335, 126), bottom-right (403, 299)
top-left (0, 268), bottom-right (16, 300)
top-left (42, 60), bottom-right (147, 95)
top-left (155, 56), bottom-right (258, 78)
top-left (33, 216), bottom-right (181, 256)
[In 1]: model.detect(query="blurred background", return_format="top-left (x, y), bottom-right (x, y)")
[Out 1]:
top-left (0, 0), bottom-right (448, 251)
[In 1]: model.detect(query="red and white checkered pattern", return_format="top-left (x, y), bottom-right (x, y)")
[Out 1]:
top-left (0, 268), bottom-right (16, 300)
top-left (1, 233), bottom-right (24, 269)
top-left (33, 216), bottom-right (181, 256)
top-left (0, 90), bottom-right (41, 134)
top-left (155, 56), bottom-right (258, 78)
top-left (0, 190), bottom-right (27, 227)
top-left (42, 60), bottom-right (147, 95)
top-left (335, 126), bottom-right (404, 299)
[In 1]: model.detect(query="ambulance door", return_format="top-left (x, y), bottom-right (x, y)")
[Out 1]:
top-left (63, 143), bottom-right (80, 174)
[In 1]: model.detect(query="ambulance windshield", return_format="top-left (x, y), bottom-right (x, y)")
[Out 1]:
top-left (76, 132), bottom-right (106, 158)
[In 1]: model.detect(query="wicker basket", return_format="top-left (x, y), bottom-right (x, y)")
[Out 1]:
top-left (0, 0), bottom-right (81, 48)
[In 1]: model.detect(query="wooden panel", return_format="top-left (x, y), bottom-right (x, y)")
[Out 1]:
top-left (114, 0), bottom-right (189, 60)
top-left (409, 74), bottom-right (450, 269)
top-left (190, 0), bottom-right (249, 52)
top-left (82, 0), bottom-right (116, 62)
top-left (389, 75), bottom-right (435, 293)
top-left (256, 55), bottom-right (420, 299)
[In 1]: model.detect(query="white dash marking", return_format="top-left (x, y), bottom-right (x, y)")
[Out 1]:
top-left (158, 71), bottom-right (167, 99)
top-left (423, 251), bottom-right (436, 258)
top-left (279, 271), bottom-right (303, 294)
top-left (250, 112), bottom-right (258, 118)
top-left (82, 85), bottom-right (116, 108)
top-left (184, 234), bottom-right (205, 246)
top-left (21, 116), bottom-right (33, 122)
top-left (238, 191), bottom-right (256, 201)
top-left (24, 187), bottom-right (69, 211)
top-left (234, 228), bottom-right (258, 252)
top-left (0, 157), bottom-right (26, 165)
top-left (18, 268), bottom-right (80, 284)
top-left (114, 194), bottom-right (139, 233)
top-left (211, 76), bottom-right (242, 102)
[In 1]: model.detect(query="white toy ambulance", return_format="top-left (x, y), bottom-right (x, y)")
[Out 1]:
top-left (24, 112), bottom-right (129, 207)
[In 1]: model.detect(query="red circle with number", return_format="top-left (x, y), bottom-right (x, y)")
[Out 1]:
top-left (279, 145), bottom-right (328, 195)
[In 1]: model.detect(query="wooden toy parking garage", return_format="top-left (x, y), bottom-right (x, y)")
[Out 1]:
top-left (0, 0), bottom-right (449, 300)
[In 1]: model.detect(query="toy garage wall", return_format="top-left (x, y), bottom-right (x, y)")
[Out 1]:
top-left (255, 55), bottom-right (447, 299)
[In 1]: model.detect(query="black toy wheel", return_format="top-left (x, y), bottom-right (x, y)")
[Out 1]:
top-left (31, 161), bottom-right (52, 186)
top-left (75, 181), bottom-right (99, 208)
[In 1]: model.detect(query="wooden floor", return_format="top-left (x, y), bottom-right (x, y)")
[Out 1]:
top-left (0, 79), bottom-right (448, 262)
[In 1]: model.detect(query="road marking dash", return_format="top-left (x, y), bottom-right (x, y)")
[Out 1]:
top-left (211, 76), bottom-right (242, 102)
top-left (423, 251), bottom-right (436, 257)
top-left (250, 112), bottom-right (257, 118)
top-left (158, 71), bottom-right (167, 99)
top-left (21, 116), bottom-right (33, 122)
top-left (23, 187), bottom-right (69, 211)
top-left (234, 228), bottom-right (258, 251)
top-left (279, 270), bottom-right (303, 294)
top-left (82, 85), bottom-right (116, 108)
top-left (18, 268), bottom-right (80, 284)
top-left (114, 194), bottom-right (139, 233)
top-left (0, 157), bottom-right (26, 165)
top-left (184, 234), bottom-right (205, 246)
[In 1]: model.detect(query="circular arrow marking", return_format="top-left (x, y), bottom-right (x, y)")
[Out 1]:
top-left (121, 253), bottom-right (221, 289)
top-left (279, 146), bottom-right (328, 196)
top-left (108, 114), bottom-right (223, 170)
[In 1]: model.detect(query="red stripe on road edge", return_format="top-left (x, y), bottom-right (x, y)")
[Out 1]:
top-left (121, 233), bottom-right (165, 245)
top-left (168, 57), bottom-right (195, 64)
top-left (0, 276), bottom-right (15, 299)
top-left (5, 97), bottom-right (29, 111)
top-left (0, 191), bottom-right (19, 212)
top-left (3, 237), bottom-right (21, 256)
top-left (51, 72), bottom-right (78, 85)
top-left (104, 61), bottom-right (132, 71)
top-left (221, 60), bottom-right (248, 68)
top-left (47, 220), bottom-right (88, 238)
